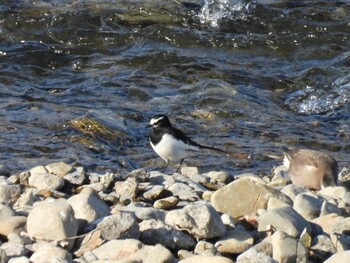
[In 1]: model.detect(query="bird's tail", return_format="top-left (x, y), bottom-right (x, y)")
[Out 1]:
top-left (198, 144), bottom-right (248, 160)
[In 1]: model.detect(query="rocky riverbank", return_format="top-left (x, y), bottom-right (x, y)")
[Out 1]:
top-left (0, 162), bottom-right (350, 263)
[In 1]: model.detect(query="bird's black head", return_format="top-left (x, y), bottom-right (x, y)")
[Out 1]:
top-left (147, 114), bottom-right (172, 129)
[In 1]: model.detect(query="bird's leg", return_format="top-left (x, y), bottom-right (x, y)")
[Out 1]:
top-left (161, 159), bottom-right (169, 173)
top-left (175, 159), bottom-right (184, 173)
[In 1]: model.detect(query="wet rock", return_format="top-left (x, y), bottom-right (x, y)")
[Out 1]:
top-left (311, 234), bottom-right (337, 262)
top-left (311, 213), bottom-right (344, 235)
top-left (26, 200), bottom-right (78, 250)
top-left (272, 231), bottom-right (308, 263)
top-left (96, 212), bottom-right (140, 240)
top-left (90, 239), bottom-right (143, 260)
top-left (293, 193), bottom-right (323, 220)
top-left (153, 196), bottom-right (179, 209)
top-left (324, 250), bottom-right (350, 263)
top-left (167, 182), bottom-right (200, 201)
top-left (30, 242), bottom-right (72, 263)
top-left (114, 177), bottom-right (138, 204)
top-left (0, 179), bottom-right (21, 205)
top-left (194, 241), bottom-right (216, 256)
top-left (211, 178), bottom-right (291, 219)
top-left (258, 206), bottom-right (311, 237)
top-left (140, 219), bottom-right (195, 250)
top-left (165, 203), bottom-right (226, 239)
top-left (45, 162), bottom-right (73, 177)
top-left (67, 187), bottom-right (110, 230)
top-left (112, 202), bottom-right (166, 221)
top-left (143, 185), bottom-right (165, 200)
top-left (330, 217), bottom-right (350, 251)
top-left (64, 167), bottom-right (86, 185)
top-left (28, 173), bottom-right (64, 190)
top-left (0, 216), bottom-right (27, 237)
top-left (179, 255), bottom-right (233, 263)
top-left (215, 228), bottom-right (254, 254)
top-left (280, 184), bottom-right (307, 201)
top-left (237, 247), bottom-right (277, 263)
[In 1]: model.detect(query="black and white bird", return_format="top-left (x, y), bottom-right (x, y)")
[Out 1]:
top-left (146, 114), bottom-right (228, 173)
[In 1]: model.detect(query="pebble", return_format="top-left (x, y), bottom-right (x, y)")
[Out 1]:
top-left (0, 216), bottom-right (27, 237)
top-left (45, 162), bottom-right (73, 177)
top-left (153, 196), bottom-right (178, 209)
top-left (293, 193), bottom-right (323, 220)
top-left (64, 166), bottom-right (86, 185)
top-left (30, 242), bottom-right (72, 263)
top-left (179, 255), bottom-right (233, 263)
top-left (237, 247), bottom-right (277, 263)
top-left (0, 179), bottom-right (21, 205)
top-left (28, 172), bottom-right (64, 190)
top-left (215, 228), bottom-right (254, 254)
top-left (143, 185), bottom-right (165, 200)
top-left (167, 182), bottom-right (200, 201)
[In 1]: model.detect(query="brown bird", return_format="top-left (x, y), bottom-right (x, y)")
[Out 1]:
top-left (282, 146), bottom-right (338, 190)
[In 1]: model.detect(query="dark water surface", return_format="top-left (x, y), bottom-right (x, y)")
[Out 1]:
top-left (0, 0), bottom-right (349, 175)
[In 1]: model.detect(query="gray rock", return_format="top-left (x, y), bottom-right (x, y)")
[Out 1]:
top-left (194, 241), bottom-right (216, 256)
top-left (311, 234), bottom-right (336, 262)
top-left (318, 186), bottom-right (350, 204)
top-left (143, 185), bottom-right (165, 200)
top-left (324, 250), bottom-right (350, 263)
top-left (330, 217), bottom-right (350, 251)
top-left (179, 255), bottom-right (233, 263)
top-left (165, 203), bottom-right (226, 239)
top-left (0, 242), bottom-right (27, 259)
top-left (211, 178), bottom-right (291, 219)
top-left (97, 212), bottom-right (140, 240)
top-left (67, 187), bottom-right (110, 230)
top-left (258, 206), bottom-right (311, 237)
top-left (311, 213), bottom-right (344, 236)
top-left (204, 171), bottom-right (233, 184)
top-left (0, 249), bottom-right (7, 263)
top-left (0, 203), bottom-right (16, 218)
top-left (29, 242), bottom-right (72, 263)
top-left (215, 228), bottom-right (254, 254)
top-left (45, 162), bottom-right (73, 177)
top-left (27, 200), bottom-right (78, 250)
top-left (13, 189), bottom-right (34, 211)
top-left (64, 167), bottom-right (86, 185)
top-left (167, 182), bottom-right (200, 201)
top-left (237, 247), bottom-right (277, 263)
top-left (114, 177), bottom-right (138, 204)
top-left (234, 173), bottom-right (267, 185)
top-left (0, 179), bottom-right (21, 205)
top-left (139, 219), bottom-right (196, 250)
top-left (280, 184), bottom-right (307, 201)
top-left (153, 196), bottom-right (179, 210)
top-left (267, 197), bottom-right (290, 210)
top-left (272, 231), bottom-right (308, 263)
top-left (0, 165), bottom-right (10, 176)
top-left (180, 167), bottom-right (199, 177)
top-left (320, 200), bottom-right (343, 217)
top-left (90, 239), bottom-right (143, 260)
top-left (28, 173), bottom-right (64, 190)
top-left (293, 193), bottom-right (323, 220)
top-left (112, 202), bottom-right (166, 221)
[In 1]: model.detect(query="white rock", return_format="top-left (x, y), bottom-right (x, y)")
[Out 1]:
top-left (324, 250), bottom-right (350, 263)
top-left (91, 239), bottom-right (143, 260)
top-left (45, 162), bottom-right (73, 177)
top-left (30, 242), bottom-right (72, 263)
top-left (179, 255), bottom-right (233, 263)
top-left (28, 173), bottom-right (64, 190)
top-left (0, 179), bottom-right (21, 205)
top-left (8, 256), bottom-right (30, 263)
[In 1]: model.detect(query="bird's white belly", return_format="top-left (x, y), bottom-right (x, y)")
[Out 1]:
top-left (150, 134), bottom-right (199, 161)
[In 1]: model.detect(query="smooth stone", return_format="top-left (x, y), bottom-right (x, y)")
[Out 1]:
top-left (311, 234), bottom-right (336, 261)
top-left (153, 196), bottom-right (178, 209)
top-left (114, 177), bottom-right (138, 204)
top-left (280, 184), bottom-right (307, 201)
top-left (258, 206), bottom-right (311, 237)
top-left (178, 249), bottom-right (194, 260)
top-left (330, 217), bottom-right (350, 251)
top-left (90, 239), bottom-right (143, 260)
top-left (293, 193), bottom-right (323, 220)
top-left (237, 247), bottom-right (277, 263)
top-left (180, 167), bottom-right (199, 177)
top-left (8, 257), bottom-right (30, 263)
top-left (129, 244), bottom-right (176, 263)
top-left (204, 171), bottom-right (233, 184)
top-left (215, 228), bottom-right (254, 254)
top-left (0, 180), bottom-right (21, 205)
top-left (29, 242), bottom-right (72, 263)
top-left (0, 216), bottom-right (27, 237)
top-left (97, 212), bottom-right (140, 240)
top-left (112, 202), bottom-right (165, 221)
top-left (73, 229), bottom-right (103, 258)
top-left (234, 173), bottom-right (267, 185)
top-left (272, 231), bottom-right (308, 263)
top-left (0, 203), bottom-right (16, 217)
top-left (29, 166), bottom-right (47, 175)
top-left (311, 213), bottom-right (344, 235)
top-left (320, 200), bottom-right (343, 217)
top-left (179, 255), bottom-right (233, 263)
top-left (27, 200), bottom-right (78, 250)
top-left (67, 187), bottom-right (110, 230)
top-left (172, 173), bottom-right (208, 193)
top-left (268, 174), bottom-right (291, 187)
top-left (167, 182), bottom-right (200, 201)
top-left (221, 214), bottom-right (236, 228)
top-left (143, 185), bottom-right (165, 200)
top-left (139, 219), bottom-right (196, 250)
top-left (211, 178), bottom-right (292, 219)
top-left (324, 250), bottom-right (350, 263)
top-left (194, 241), bottom-right (216, 256)
top-left (45, 162), bottom-right (73, 177)
top-left (28, 173), bottom-right (64, 190)
top-left (64, 167), bottom-right (86, 185)
top-left (318, 186), bottom-right (350, 204)
top-left (202, 191), bottom-right (213, 200)
top-left (165, 203), bottom-right (226, 239)
top-left (267, 197), bottom-right (291, 210)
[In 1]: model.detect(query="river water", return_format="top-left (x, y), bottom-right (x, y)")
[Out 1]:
top-left (0, 0), bottom-right (349, 175)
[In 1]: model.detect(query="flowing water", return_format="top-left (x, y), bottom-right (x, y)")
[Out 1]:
top-left (0, 0), bottom-right (349, 175)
